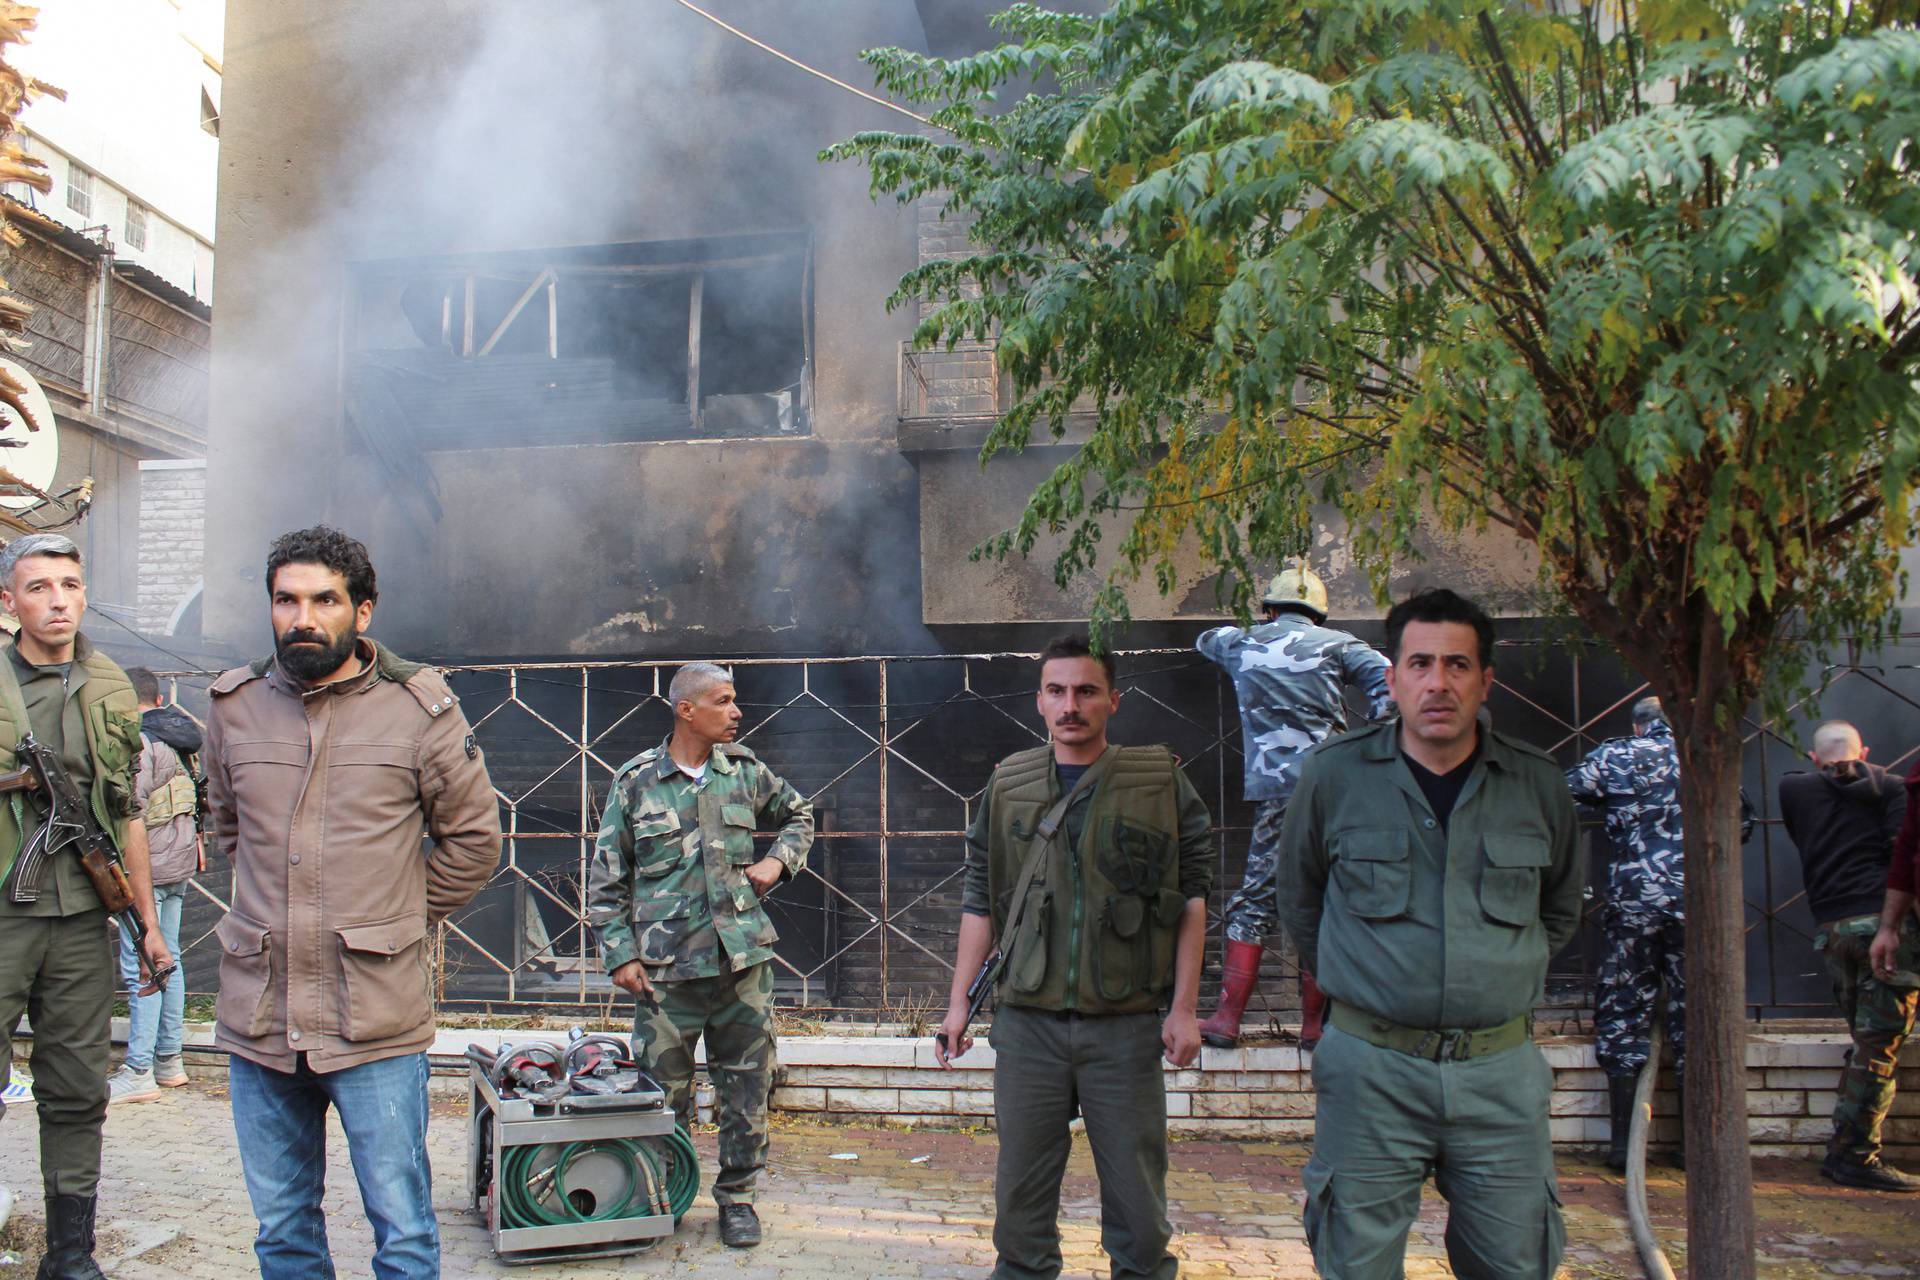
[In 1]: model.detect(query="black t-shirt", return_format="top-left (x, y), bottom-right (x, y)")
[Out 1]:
top-left (1402, 742), bottom-right (1482, 832)
top-left (1055, 762), bottom-right (1090, 795)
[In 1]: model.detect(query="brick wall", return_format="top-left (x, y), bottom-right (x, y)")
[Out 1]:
top-left (137, 459), bottom-right (206, 634)
top-left (757, 1031), bottom-right (1920, 1161)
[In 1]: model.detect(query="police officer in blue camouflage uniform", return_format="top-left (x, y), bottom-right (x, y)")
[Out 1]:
top-left (1197, 565), bottom-right (1393, 1048)
top-left (1565, 697), bottom-right (1683, 1169)
top-left (1565, 696), bottom-right (1752, 1169)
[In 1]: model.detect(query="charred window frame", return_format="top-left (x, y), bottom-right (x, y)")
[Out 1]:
top-left (344, 232), bottom-right (814, 455)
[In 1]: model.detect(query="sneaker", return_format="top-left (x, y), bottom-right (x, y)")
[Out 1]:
top-left (107, 1066), bottom-right (161, 1104)
top-left (1820, 1156), bottom-right (1920, 1192)
top-left (153, 1055), bottom-right (189, 1087)
top-left (718, 1202), bottom-right (762, 1248)
top-left (1, 1072), bottom-right (32, 1105)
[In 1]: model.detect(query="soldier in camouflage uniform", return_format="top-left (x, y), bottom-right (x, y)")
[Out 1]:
top-left (1779, 720), bottom-right (1917, 1192)
top-left (587, 662), bottom-right (814, 1246)
top-left (1568, 696), bottom-right (1754, 1168)
top-left (1196, 565), bottom-right (1392, 1048)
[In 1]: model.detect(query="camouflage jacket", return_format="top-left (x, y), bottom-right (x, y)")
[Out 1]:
top-left (588, 738), bottom-right (813, 982)
top-left (1197, 615), bottom-right (1394, 801)
top-left (1566, 720), bottom-right (1687, 916)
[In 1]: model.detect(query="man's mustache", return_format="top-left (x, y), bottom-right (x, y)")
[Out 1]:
top-left (280, 630), bottom-right (329, 646)
top-left (1054, 716), bottom-right (1088, 727)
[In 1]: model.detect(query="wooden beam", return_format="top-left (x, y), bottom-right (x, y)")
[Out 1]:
top-left (687, 272), bottom-right (704, 427)
top-left (546, 277), bottom-right (558, 359)
top-left (461, 274), bottom-right (475, 357)
top-left (477, 268), bottom-right (553, 357)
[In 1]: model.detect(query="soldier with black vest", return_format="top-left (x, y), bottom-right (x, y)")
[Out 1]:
top-left (936, 635), bottom-right (1212, 1280)
top-left (0, 533), bottom-right (172, 1280)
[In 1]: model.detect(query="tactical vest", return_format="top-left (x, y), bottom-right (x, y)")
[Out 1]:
top-left (0, 637), bottom-right (142, 885)
top-left (986, 745), bottom-right (1188, 1015)
top-left (141, 741), bottom-right (198, 828)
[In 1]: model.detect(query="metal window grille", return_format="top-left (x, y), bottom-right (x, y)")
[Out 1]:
top-left (163, 636), bottom-right (1919, 1024)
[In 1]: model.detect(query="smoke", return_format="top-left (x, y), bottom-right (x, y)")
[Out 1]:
top-left (206, 0), bottom-right (934, 660)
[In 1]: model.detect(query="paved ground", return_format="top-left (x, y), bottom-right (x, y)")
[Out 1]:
top-left (1, 1079), bottom-right (1916, 1278)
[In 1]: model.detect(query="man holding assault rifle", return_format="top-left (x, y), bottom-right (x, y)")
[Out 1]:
top-left (0, 533), bottom-right (172, 1280)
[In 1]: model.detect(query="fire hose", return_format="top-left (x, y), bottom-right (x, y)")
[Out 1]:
top-left (498, 1128), bottom-right (700, 1228)
top-left (1624, 1012), bottom-right (1677, 1280)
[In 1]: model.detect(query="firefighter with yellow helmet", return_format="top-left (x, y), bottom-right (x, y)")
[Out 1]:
top-left (1195, 564), bottom-right (1393, 1048)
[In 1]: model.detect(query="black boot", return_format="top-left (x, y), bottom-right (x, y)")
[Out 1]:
top-left (36, 1194), bottom-right (109, 1280)
top-left (1606, 1076), bottom-right (1636, 1171)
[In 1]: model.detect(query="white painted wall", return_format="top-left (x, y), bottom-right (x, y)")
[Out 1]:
top-left (9, 0), bottom-right (220, 301)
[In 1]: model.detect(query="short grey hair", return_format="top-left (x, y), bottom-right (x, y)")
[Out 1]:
top-left (1811, 720), bottom-right (1864, 764)
top-left (668, 662), bottom-right (733, 707)
top-left (0, 533), bottom-right (82, 587)
top-left (1631, 696), bottom-right (1664, 728)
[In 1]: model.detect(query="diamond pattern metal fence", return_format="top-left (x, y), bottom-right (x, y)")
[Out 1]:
top-left (162, 634), bottom-right (1918, 1024)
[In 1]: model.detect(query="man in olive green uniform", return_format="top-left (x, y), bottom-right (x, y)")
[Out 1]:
top-left (587, 662), bottom-right (813, 1249)
top-left (1280, 589), bottom-right (1582, 1280)
top-left (0, 534), bottom-right (172, 1280)
top-left (937, 636), bottom-right (1212, 1280)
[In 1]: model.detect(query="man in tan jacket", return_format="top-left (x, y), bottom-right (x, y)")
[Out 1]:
top-left (205, 527), bottom-right (500, 1280)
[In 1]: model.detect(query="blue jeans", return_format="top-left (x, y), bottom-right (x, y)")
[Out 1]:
top-left (229, 1051), bottom-right (439, 1280)
top-left (116, 881), bottom-right (187, 1072)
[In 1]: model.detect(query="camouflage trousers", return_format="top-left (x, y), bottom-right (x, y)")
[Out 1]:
top-left (1595, 908), bottom-right (1685, 1079)
top-left (1820, 914), bottom-right (1920, 1166)
top-left (631, 961), bottom-right (777, 1205)
top-left (1222, 798), bottom-right (1290, 945)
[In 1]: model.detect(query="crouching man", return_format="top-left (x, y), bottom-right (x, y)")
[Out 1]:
top-left (206, 528), bottom-right (501, 1279)
top-left (587, 662), bottom-right (813, 1248)
top-left (937, 636), bottom-right (1212, 1279)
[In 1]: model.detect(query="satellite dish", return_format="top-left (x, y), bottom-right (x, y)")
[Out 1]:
top-left (0, 358), bottom-right (58, 510)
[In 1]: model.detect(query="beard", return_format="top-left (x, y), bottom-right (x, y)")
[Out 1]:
top-left (276, 624), bottom-right (360, 684)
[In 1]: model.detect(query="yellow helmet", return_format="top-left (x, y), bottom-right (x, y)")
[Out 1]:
top-left (1262, 564), bottom-right (1329, 619)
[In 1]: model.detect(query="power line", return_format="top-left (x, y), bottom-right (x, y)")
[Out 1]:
top-left (659, 0), bottom-right (934, 127)
top-left (86, 605), bottom-right (221, 676)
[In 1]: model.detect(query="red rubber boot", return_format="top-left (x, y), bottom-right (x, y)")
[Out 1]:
top-left (1199, 940), bottom-right (1264, 1048)
top-left (1300, 968), bottom-right (1329, 1049)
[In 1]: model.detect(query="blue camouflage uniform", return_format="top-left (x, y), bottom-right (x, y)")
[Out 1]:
top-left (1198, 615), bottom-right (1393, 945)
top-left (1566, 719), bottom-right (1689, 1080)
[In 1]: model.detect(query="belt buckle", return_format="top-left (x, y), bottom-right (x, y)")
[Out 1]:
top-left (1442, 1031), bottom-right (1470, 1061)
top-left (1420, 1030), bottom-right (1465, 1062)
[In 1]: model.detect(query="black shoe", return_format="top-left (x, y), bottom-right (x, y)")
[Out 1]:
top-left (1820, 1157), bottom-right (1920, 1192)
top-left (36, 1194), bottom-right (109, 1280)
top-left (1606, 1076), bottom-right (1635, 1171)
top-left (718, 1202), bottom-right (762, 1248)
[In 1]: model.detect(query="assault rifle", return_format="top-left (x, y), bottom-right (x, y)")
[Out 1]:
top-left (2, 733), bottom-right (174, 990)
top-left (934, 949), bottom-right (999, 1060)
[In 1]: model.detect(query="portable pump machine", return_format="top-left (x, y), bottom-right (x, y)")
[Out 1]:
top-left (465, 1029), bottom-right (699, 1264)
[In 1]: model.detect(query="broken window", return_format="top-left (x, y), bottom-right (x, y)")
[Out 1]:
top-left (345, 231), bottom-right (813, 454)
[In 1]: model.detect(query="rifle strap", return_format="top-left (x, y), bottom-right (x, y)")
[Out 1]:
top-left (990, 745), bottom-right (1116, 967)
top-left (0, 652), bottom-right (32, 889)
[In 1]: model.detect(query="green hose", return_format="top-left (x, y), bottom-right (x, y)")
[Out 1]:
top-left (498, 1126), bottom-right (700, 1228)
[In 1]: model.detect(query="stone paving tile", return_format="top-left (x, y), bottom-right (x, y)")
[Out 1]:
top-left (0, 1080), bottom-right (1915, 1277)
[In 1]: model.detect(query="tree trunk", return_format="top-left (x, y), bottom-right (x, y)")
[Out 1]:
top-left (1676, 719), bottom-right (1757, 1279)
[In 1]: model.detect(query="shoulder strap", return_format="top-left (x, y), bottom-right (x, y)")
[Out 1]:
top-left (992, 745), bottom-right (1117, 956)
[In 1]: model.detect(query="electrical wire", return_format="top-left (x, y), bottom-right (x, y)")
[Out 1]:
top-left (658, 0), bottom-right (934, 126)
top-left (84, 605), bottom-right (222, 676)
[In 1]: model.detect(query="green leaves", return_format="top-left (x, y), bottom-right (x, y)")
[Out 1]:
top-left (1551, 107), bottom-right (1756, 210)
top-left (829, 0), bottom-right (1920, 715)
top-left (1334, 117), bottom-right (1514, 197)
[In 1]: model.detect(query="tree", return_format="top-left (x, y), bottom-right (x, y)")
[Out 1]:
top-left (828, 1), bottom-right (1920, 1272)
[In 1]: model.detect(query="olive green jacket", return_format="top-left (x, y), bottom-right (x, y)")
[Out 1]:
top-left (964, 745), bottom-right (1213, 1015)
top-left (0, 634), bottom-right (141, 888)
top-left (1278, 722), bottom-right (1584, 1031)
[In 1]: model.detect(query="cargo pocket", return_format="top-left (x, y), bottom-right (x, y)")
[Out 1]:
top-left (1005, 884), bottom-right (1053, 994)
top-left (214, 911), bottom-right (277, 1038)
top-left (631, 894), bottom-right (695, 968)
top-left (1095, 893), bottom-right (1148, 1002)
top-left (1481, 833), bottom-right (1550, 927)
top-left (1301, 1160), bottom-right (1336, 1267)
top-left (630, 806), bottom-right (685, 876)
top-left (1542, 1179), bottom-right (1567, 1271)
top-left (1331, 829), bottom-right (1412, 920)
top-left (720, 803), bottom-right (759, 864)
top-left (335, 914), bottom-right (430, 1042)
